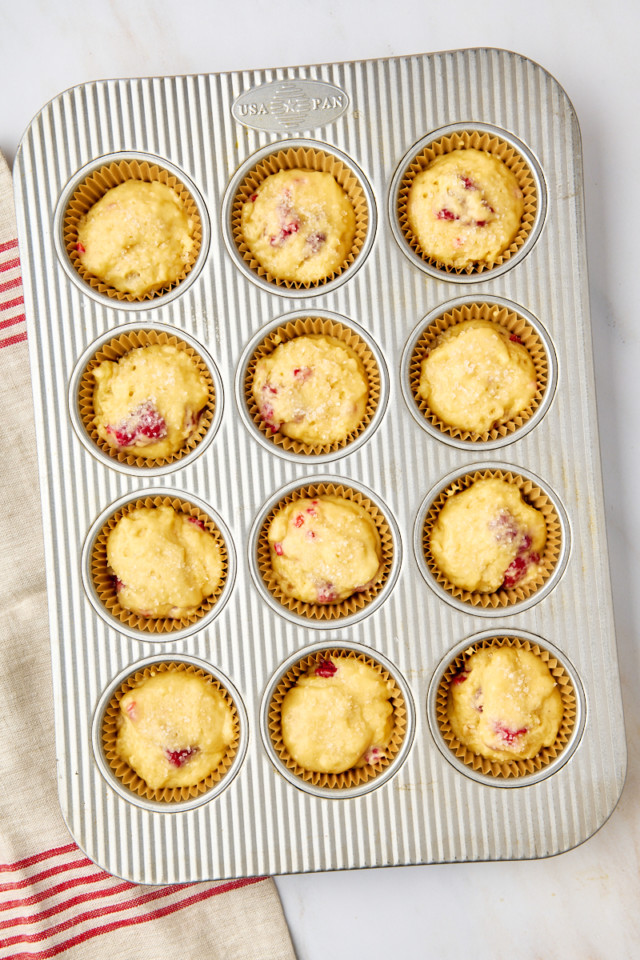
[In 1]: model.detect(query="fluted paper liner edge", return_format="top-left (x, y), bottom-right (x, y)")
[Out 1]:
top-left (102, 661), bottom-right (240, 803)
top-left (436, 636), bottom-right (577, 779)
top-left (63, 158), bottom-right (202, 301)
top-left (79, 330), bottom-right (215, 467)
top-left (231, 146), bottom-right (368, 289)
top-left (257, 482), bottom-right (393, 620)
top-left (244, 317), bottom-right (380, 455)
top-left (269, 648), bottom-right (407, 789)
top-left (409, 302), bottom-right (548, 442)
top-left (397, 130), bottom-right (536, 275)
top-left (91, 495), bottom-right (228, 633)
top-left (422, 469), bottom-right (561, 608)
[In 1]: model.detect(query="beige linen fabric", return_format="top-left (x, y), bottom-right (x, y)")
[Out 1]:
top-left (0, 151), bottom-right (296, 960)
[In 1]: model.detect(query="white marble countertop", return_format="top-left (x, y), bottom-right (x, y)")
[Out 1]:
top-left (2, 2), bottom-right (639, 957)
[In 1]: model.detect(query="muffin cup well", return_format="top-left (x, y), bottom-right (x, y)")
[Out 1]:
top-left (256, 481), bottom-right (395, 622)
top-left (395, 127), bottom-right (538, 277)
top-left (78, 328), bottom-right (216, 468)
top-left (408, 301), bottom-right (549, 443)
top-left (243, 315), bottom-right (381, 457)
top-left (62, 157), bottom-right (203, 302)
top-left (267, 647), bottom-right (408, 791)
top-left (421, 468), bottom-right (563, 610)
top-left (230, 143), bottom-right (369, 290)
top-left (435, 635), bottom-right (577, 779)
top-left (91, 494), bottom-right (229, 635)
top-left (101, 660), bottom-right (240, 804)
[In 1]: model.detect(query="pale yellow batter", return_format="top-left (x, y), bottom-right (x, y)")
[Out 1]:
top-left (93, 344), bottom-right (209, 458)
top-left (241, 169), bottom-right (356, 282)
top-left (77, 180), bottom-right (196, 296)
top-left (447, 647), bottom-right (563, 762)
top-left (407, 149), bottom-right (524, 269)
top-left (116, 671), bottom-right (234, 789)
top-left (252, 335), bottom-right (368, 444)
top-left (419, 320), bottom-right (537, 433)
top-left (107, 505), bottom-right (223, 618)
top-left (430, 478), bottom-right (546, 593)
top-left (268, 496), bottom-right (382, 604)
top-left (281, 656), bottom-right (395, 773)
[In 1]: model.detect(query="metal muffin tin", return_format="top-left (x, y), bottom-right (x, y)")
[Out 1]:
top-left (14, 48), bottom-right (625, 884)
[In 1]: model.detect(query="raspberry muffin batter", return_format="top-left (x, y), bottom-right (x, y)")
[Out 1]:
top-left (76, 180), bottom-right (196, 296)
top-left (281, 656), bottom-right (394, 774)
top-left (241, 169), bottom-right (356, 282)
top-left (116, 671), bottom-right (234, 789)
top-left (447, 646), bottom-right (563, 762)
top-left (407, 149), bottom-right (524, 269)
top-left (430, 477), bottom-right (546, 593)
top-left (107, 505), bottom-right (223, 618)
top-left (268, 495), bottom-right (382, 604)
top-left (252, 334), bottom-right (368, 444)
top-left (92, 344), bottom-right (209, 459)
top-left (418, 320), bottom-right (536, 433)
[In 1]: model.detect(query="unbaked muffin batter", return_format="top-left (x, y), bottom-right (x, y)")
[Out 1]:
top-left (418, 320), bottom-right (536, 433)
top-left (77, 180), bottom-right (196, 295)
top-left (93, 344), bottom-right (209, 458)
top-left (447, 646), bottom-right (563, 762)
top-left (116, 671), bottom-right (234, 789)
top-left (407, 149), bottom-right (524, 269)
top-left (268, 495), bottom-right (382, 604)
top-left (252, 334), bottom-right (368, 444)
top-left (107, 505), bottom-right (223, 618)
top-left (281, 656), bottom-right (394, 773)
top-left (241, 169), bottom-right (356, 282)
top-left (430, 477), bottom-right (546, 593)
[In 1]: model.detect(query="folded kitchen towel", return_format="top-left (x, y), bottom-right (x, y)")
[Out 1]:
top-left (0, 150), bottom-right (296, 960)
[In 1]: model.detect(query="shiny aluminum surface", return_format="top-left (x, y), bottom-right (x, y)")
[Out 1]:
top-left (14, 49), bottom-right (625, 883)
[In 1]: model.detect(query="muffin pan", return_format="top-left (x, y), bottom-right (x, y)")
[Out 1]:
top-left (15, 49), bottom-right (625, 884)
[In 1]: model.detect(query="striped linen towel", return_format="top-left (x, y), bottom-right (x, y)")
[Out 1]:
top-left (0, 151), bottom-right (296, 960)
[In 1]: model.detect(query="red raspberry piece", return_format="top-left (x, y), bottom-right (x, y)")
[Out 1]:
top-left (475, 220), bottom-right (487, 227)
top-left (451, 670), bottom-right (468, 685)
top-left (459, 175), bottom-right (476, 190)
top-left (517, 533), bottom-right (532, 555)
top-left (293, 366), bottom-right (313, 382)
top-left (315, 659), bottom-right (338, 678)
top-left (306, 231), bottom-right (326, 253)
top-left (76, 241), bottom-right (86, 254)
top-left (316, 582), bottom-right (337, 603)
top-left (509, 333), bottom-right (523, 343)
top-left (187, 516), bottom-right (206, 531)
top-left (273, 541), bottom-right (284, 556)
top-left (490, 510), bottom-right (519, 543)
top-left (259, 401), bottom-right (281, 433)
top-left (495, 722), bottom-right (528, 745)
top-left (293, 514), bottom-right (305, 528)
top-left (164, 746), bottom-right (198, 768)
top-left (125, 700), bottom-right (137, 721)
top-left (306, 529), bottom-right (317, 540)
top-left (250, 194), bottom-right (257, 202)
top-left (502, 555), bottom-right (529, 589)
top-left (364, 746), bottom-right (384, 764)
top-left (108, 401), bottom-right (167, 448)
top-left (437, 208), bottom-right (459, 221)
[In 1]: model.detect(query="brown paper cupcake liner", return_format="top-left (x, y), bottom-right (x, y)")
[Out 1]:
top-left (268, 648), bottom-right (407, 789)
top-left (231, 146), bottom-right (369, 289)
top-left (63, 158), bottom-right (202, 301)
top-left (257, 482), bottom-right (394, 621)
top-left (422, 469), bottom-right (561, 609)
top-left (244, 316), bottom-right (380, 456)
top-left (92, 495), bottom-right (228, 634)
top-left (397, 130), bottom-right (537, 275)
top-left (436, 636), bottom-right (576, 778)
top-left (79, 330), bottom-right (215, 468)
top-left (102, 661), bottom-right (240, 803)
top-left (409, 302), bottom-right (548, 442)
